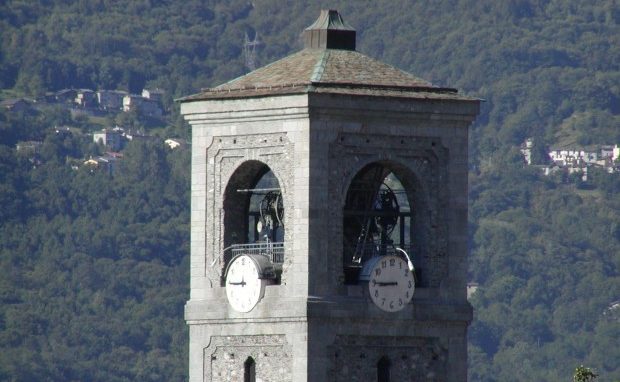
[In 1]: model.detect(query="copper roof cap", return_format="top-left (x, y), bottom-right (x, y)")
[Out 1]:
top-left (303, 9), bottom-right (356, 50)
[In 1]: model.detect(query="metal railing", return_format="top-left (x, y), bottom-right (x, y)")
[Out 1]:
top-left (227, 241), bottom-right (285, 264)
top-left (211, 242), bottom-right (285, 279)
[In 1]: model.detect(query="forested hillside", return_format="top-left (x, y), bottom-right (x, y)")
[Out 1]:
top-left (1, 1), bottom-right (618, 381)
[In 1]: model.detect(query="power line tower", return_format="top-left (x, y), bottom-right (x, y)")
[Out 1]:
top-left (244, 31), bottom-right (261, 72)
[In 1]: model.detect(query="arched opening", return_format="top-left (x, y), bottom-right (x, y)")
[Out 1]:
top-left (377, 356), bottom-right (391, 382)
top-left (244, 356), bottom-right (256, 382)
top-left (343, 162), bottom-right (421, 284)
top-left (223, 161), bottom-right (284, 283)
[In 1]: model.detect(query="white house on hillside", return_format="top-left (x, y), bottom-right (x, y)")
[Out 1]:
top-left (123, 94), bottom-right (162, 117)
top-left (93, 129), bottom-right (123, 151)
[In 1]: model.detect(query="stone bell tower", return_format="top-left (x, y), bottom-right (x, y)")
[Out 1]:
top-left (180, 9), bottom-right (479, 382)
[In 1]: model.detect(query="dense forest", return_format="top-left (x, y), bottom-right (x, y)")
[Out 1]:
top-left (0, 0), bottom-right (618, 381)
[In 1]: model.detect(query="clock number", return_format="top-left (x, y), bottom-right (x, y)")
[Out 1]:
top-left (374, 289), bottom-right (379, 298)
top-left (381, 260), bottom-right (387, 269)
top-left (404, 269), bottom-right (409, 277)
top-left (406, 291), bottom-right (409, 298)
top-left (399, 261), bottom-right (403, 269)
top-left (389, 300), bottom-right (394, 309)
top-left (381, 298), bottom-right (386, 306)
top-left (399, 298), bottom-right (403, 306)
top-left (408, 280), bottom-right (412, 289)
top-left (375, 268), bottom-right (381, 276)
top-left (389, 258), bottom-right (395, 267)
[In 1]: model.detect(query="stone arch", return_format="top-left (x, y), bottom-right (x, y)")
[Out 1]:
top-left (339, 156), bottom-right (431, 211)
top-left (341, 159), bottom-right (431, 285)
top-left (222, 160), bottom-right (285, 272)
top-left (223, 160), bottom-right (285, 245)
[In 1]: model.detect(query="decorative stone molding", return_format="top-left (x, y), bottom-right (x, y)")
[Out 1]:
top-left (205, 133), bottom-right (293, 283)
top-left (328, 133), bottom-right (449, 288)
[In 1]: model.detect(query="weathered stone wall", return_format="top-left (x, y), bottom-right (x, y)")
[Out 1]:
top-left (206, 335), bottom-right (292, 382)
top-left (327, 335), bottom-right (447, 381)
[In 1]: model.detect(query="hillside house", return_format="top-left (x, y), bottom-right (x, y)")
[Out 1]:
top-left (142, 88), bottom-right (164, 103)
top-left (467, 282), bottom-right (479, 299)
top-left (55, 89), bottom-right (77, 104)
top-left (93, 129), bottom-right (124, 151)
top-left (97, 90), bottom-right (127, 111)
top-left (601, 145), bottom-right (620, 162)
top-left (122, 94), bottom-right (162, 117)
top-left (164, 138), bottom-right (187, 149)
top-left (75, 89), bottom-right (97, 108)
top-left (520, 138), bottom-right (533, 165)
top-left (84, 152), bottom-right (122, 175)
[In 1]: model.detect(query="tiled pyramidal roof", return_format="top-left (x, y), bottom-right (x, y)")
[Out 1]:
top-left (182, 10), bottom-right (474, 101)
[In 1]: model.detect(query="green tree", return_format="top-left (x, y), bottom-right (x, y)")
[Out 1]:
top-left (574, 366), bottom-right (598, 382)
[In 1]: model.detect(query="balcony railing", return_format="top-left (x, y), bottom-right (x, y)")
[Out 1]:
top-left (227, 241), bottom-right (285, 265)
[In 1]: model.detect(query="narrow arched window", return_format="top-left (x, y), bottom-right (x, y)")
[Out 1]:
top-left (377, 356), bottom-right (391, 382)
top-left (244, 357), bottom-right (256, 382)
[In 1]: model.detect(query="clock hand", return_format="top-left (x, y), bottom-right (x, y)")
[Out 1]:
top-left (229, 276), bottom-right (247, 286)
top-left (372, 280), bottom-right (398, 286)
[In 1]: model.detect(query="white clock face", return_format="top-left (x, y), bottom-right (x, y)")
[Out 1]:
top-left (368, 255), bottom-right (415, 312)
top-left (226, 255), bottom-right (265, 313)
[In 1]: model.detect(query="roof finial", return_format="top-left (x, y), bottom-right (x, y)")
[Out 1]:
top-left (303, 10), bottom-right (356, 51)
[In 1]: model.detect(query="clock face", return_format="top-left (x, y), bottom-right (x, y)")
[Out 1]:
top-left (367, 255), bottom-right (415, 312)
top-left (225, 255), bottom-right (265, 313)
